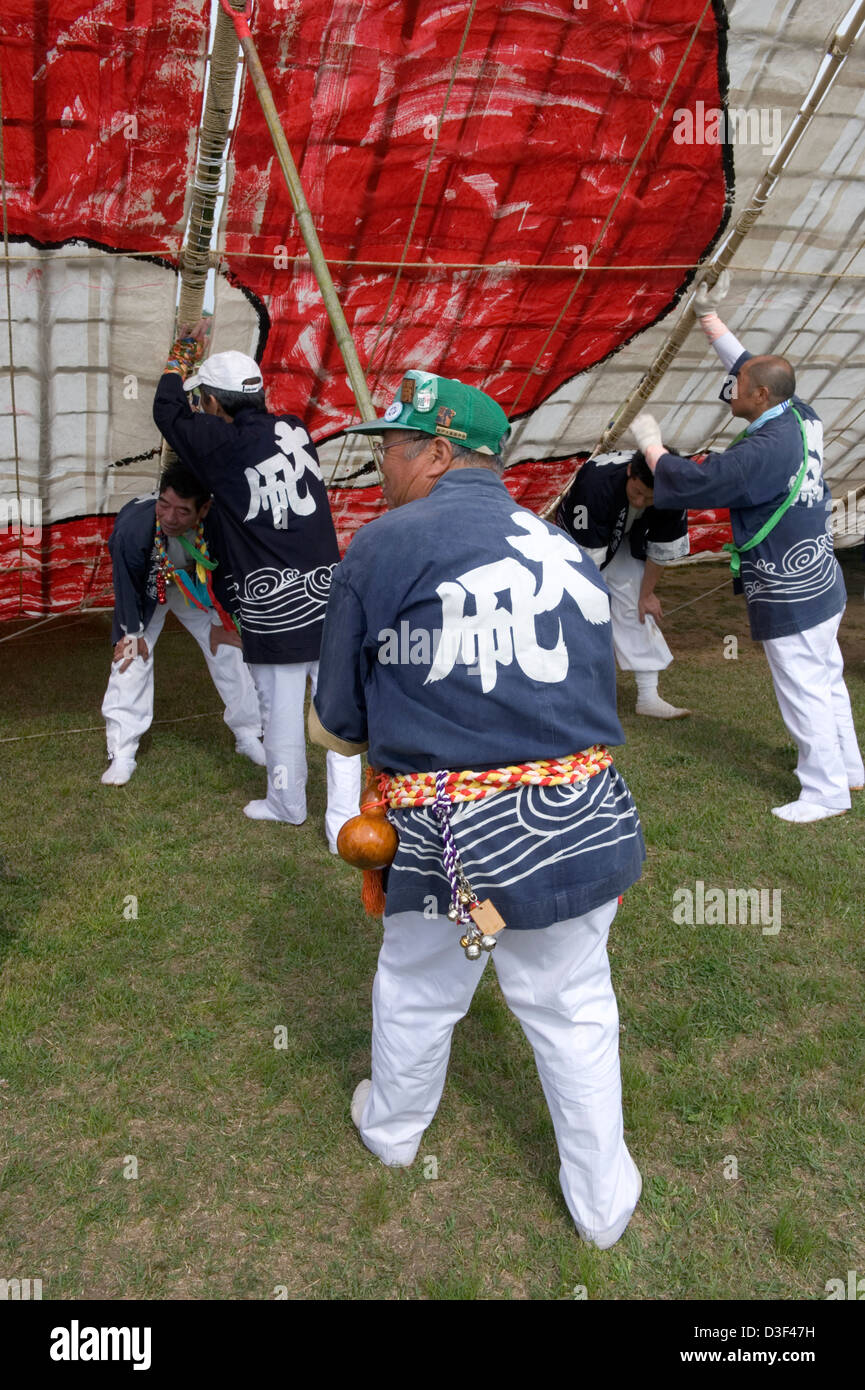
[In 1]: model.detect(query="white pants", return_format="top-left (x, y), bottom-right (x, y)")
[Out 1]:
top-left (247, 660), bottom-right (361, 844)
top-left (358, 898), bottom-right (641, 1248)
top-left (603, 546), bottom-right (673, 672)
top-left (763, 610), bottom-right (864, 809)
top-left (102, 586), bottom-right (262, 765)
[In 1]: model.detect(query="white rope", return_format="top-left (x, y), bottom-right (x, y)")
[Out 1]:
top-left (593, 0), bottom-right (865, 457)
top-left (662, 575), bottom-right (732, 617)
top-left (325, 0), bottom-right (480, 488)
top-left (2, 251), bottom-right (865, 278)
top-left (0, 614), bottom-right (76, 644)
top-left (0, 710), bottom-right (223, 745)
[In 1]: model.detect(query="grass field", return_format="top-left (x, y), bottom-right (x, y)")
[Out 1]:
top-left (1, 552), bottom-right (864, 1301)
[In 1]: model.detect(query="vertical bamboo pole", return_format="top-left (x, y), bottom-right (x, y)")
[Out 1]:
top-left (217, 0), bottom-right (378, 431)
top-left (176, 3), bottom-right (247, 328)
top-left (161, 1), bottom-right (246, 466)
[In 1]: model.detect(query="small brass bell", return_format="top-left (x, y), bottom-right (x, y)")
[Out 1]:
top-left (459, 934), bottom-right (471, 949)
top-left (447, 905), bottom-right (460, 921)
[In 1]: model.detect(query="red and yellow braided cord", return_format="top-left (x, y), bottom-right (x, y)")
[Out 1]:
top-left (379, 747), bottom-right (613, 808)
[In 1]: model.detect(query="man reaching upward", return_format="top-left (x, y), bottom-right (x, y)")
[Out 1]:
top-left (631, 272), bottom-right (863, 822)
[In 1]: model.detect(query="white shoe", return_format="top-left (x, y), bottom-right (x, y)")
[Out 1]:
top-left (581, 1170), bottom-right (643, 1251)
top-left (242, 799), bottom-right (305, 824)
top-left (101, 760), bottom-right (136, 786)
top-left (351, 1079), bottom-right (414, 1167)
top-left (236, 738), bottom-right (267, 766)
top-left (771, 800), bottom-right (847, 823)
top-left (351, 1079), bottom-right (371, 1129)
top-left (635, 696), bottom-right (692, 719)
top-left (243, 799), bottom-right (282, 821)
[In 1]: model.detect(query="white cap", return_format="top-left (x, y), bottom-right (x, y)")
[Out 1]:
top-left (184, 350), bottom-right (263, 394)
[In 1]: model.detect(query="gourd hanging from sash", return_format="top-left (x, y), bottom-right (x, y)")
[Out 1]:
top-left (337, 765), bottom-right (399, 916)
top-left (338, 749), bottom-right (613, 957)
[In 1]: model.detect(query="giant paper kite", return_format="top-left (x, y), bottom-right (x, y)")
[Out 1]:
top-left (1, 0), bottom-right (863, 620)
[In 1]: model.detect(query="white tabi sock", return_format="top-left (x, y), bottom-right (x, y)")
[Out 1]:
top-left (771, 800), bottom-right (847, 824)
top-left (351, 1079), bottom-right (371, 1129)
top-left (235, 738), bottom-right (267, 767)
top-left (101, 760), bottom-right (136, 786)
top-left (243, 798), bottom-right (306, 824)
top-left (634, 671), bottom-right (691, 719)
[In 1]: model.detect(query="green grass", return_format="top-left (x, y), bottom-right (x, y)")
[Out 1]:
top-left (1, 551), bottom-right (864, 1300)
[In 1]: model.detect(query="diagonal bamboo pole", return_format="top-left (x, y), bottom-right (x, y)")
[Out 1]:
top-left (593, 0), bottom-right (865, 455)
top-left (539, 0), bottom-right (865, 521)
top-left (216, 0), bottom-right (379, 456)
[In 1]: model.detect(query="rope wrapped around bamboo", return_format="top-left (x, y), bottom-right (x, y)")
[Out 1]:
top-left (176, 3), bottom-right (244, 325)
top-left (160, 2), bottom-right (245, 470)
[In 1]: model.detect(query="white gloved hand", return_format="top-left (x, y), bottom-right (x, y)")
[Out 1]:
top-left (693, 268), bottom-right (730, 316)
top-left (630, 411), bottom-right (663, 456)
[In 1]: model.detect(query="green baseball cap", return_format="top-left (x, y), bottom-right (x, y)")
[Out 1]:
top-left (346, 370), bottom-right (511, 456)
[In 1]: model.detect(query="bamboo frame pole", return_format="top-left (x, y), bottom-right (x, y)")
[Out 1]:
top-left (176, 3), bottom-right (245, 328)
top-left (593, 0), bottom-right (865, 455)
top-left (161, 0), bottom-right (247, 467)
top-left (217, 0), bottom-right (378, 441)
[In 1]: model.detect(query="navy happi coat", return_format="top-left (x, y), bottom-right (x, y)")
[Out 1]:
top-left (557, 451), bottom-right (689, 568)
top-left (314, 469), bottom-right (645, 928)
top-left (108, 495), bottom-right (231, 644)
top-left (154, 374), bottom-right (340, 663)
top-left (653, 355), bottom-right (845, 641)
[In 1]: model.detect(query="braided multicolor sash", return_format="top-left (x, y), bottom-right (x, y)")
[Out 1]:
top-left (154, 521), bottom-right (238, 635)
top-left (380, 747), bottom-right (613, 808)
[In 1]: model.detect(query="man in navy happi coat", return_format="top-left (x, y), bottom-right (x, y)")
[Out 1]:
top-left (101, 462), bottom-right (263, 785)
top-left (631, 272), bottom-right (863, 823)
top-left (310, 370), bottom-right (645, 1249)
top-left (153, 330), bottom-right (360, 847)
top-left (557, 449), bottom-right (690, 718)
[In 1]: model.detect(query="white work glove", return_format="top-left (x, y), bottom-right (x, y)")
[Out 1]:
top-left (630, 412), bottom-right (663, 456)
top-left (693, 268), bottom-right (730, 316)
